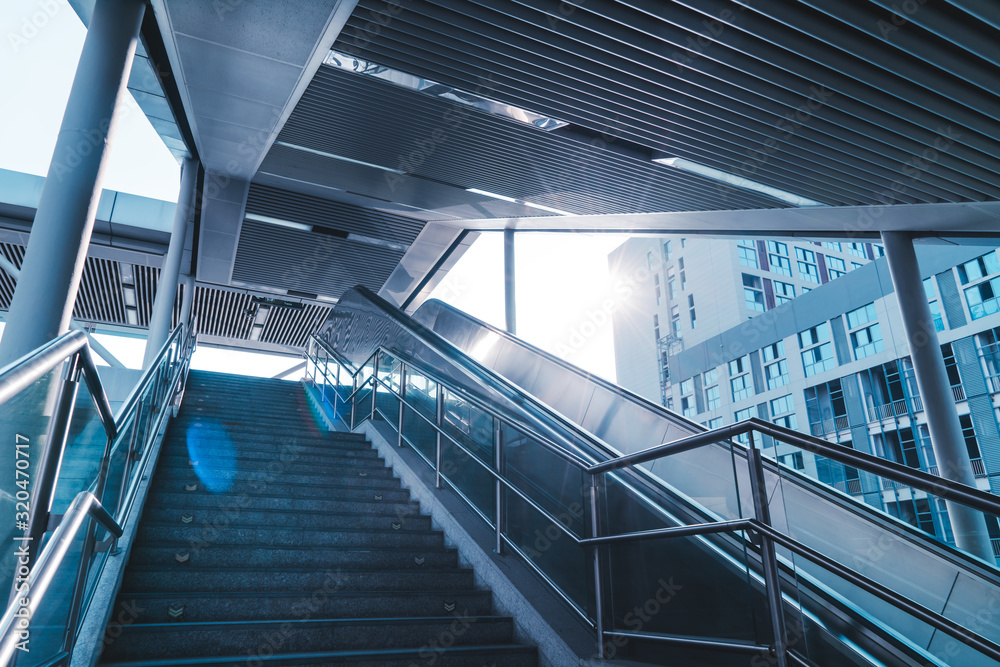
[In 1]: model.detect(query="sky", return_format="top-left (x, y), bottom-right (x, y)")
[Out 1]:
top-left (0, 0), bottom-right (634, 382)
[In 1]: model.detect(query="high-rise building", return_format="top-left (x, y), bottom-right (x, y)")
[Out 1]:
top-left (611, 238), bottom-right (1000, 551)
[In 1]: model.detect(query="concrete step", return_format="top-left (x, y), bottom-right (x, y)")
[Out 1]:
top-left (144, 491), bottom-right (421, 517)
top-left (152, 465), bottom-right (401, 489)
top-left (109, 589), bottom-right (493, 624)
top-left (103, 642), bottom-right (536, 667)
top-left (134, 522), bottom-right (444, 549)
top-left (140, 506), bottom-right (431, 532)
top-left (120, 567), bottom-right (476, 594)
top-left (150, 476), bottom-right (410, 503)
top-left (128, 543), bottom-right (457, 570)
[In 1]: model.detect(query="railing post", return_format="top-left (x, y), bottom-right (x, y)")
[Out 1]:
top-left (494, 419), bottom-right (505, 554)
top-left (435, 385), bottom-right (444, 489)
top-left (22, 355), bottom-right (82, 568)
top-left (334, 361), bottom-right (342, 418)
top-left (398, 363), bottom-right (407, 448)
top-left (371, 354), bottom-right (379, 422)
top-left (589, 473), bottom-right (606, 659)
top-left (320, 350), bottom-right (328, 403)
top-left (747, 431), bottom-right (789, 667)
top-left (350, 372), bottom-right (357, 430)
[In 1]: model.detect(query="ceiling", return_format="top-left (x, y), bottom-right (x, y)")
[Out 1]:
top-left (23, 0), bottom-right (999, 355)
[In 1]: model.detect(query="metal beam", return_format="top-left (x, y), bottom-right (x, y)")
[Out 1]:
top-left (881, 230), bottom-right (994, 562)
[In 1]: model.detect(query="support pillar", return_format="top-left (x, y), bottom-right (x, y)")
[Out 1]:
top-left (180, 274), bottom-right (196, 330)
top-left (504, 228), bottom-right (516, 335)
top-left (881, 231), bottom-right (994, 561)
top-left (0, 0), bottom-right (146, 367)
top-left (144, 158), bottom-right (197, 368)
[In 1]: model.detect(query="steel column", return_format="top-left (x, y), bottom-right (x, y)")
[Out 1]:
top-left (881, 231), bottom-right (994, 561)
top-left (144, 158), bottom-right (197, 369)
top-left (747, 434), bottom-right (788, 667)
top-left (435, 385), bottom-right (444, 489)
top-left (0, 0), bottom-right (146, 366)
top-left (504, 228), bottom-right (516, 335)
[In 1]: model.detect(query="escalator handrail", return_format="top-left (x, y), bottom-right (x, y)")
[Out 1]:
top-left (590, 416), bottom-right (1000, 520)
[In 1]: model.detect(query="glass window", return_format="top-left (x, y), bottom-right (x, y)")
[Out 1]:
top-left (851, 262), bottom-right (864, 271)
top-left (668, 278), bottom-right (677, 299)
top-left (872, 244), bottom-right (885, 258)
top-left (731, 374), bottom-right (753, 402)
top-left (743, 273), bottom-right (765, 312)
top-left (705, 385), bottom-right (721, 411)
top-left (770, 394), bottom-right (794, 416)
top-left (762, 341), bottom-right (785, 363)
top-left (707, 417), bottom-right (724, 430)
top-left (846, 303), bottom-right (877, 329)
top-left (681, 395), bottom-right (696, 418)
top-left (767, 241), bottom-right (792, 277)
top-left (848, 242), bottom-right (867, 258)
top-left (729, 355), bottom-right (750, 376)
top-left (765, 359), bottom-right (789, 390)
top-left (958, 251), bottom-right (1000, 285)
top-left (663, 240), bottom-right (672, 261)
top-left (822, 242), bottom-right (842, 252)
top-left (827, 256), bottom-right (846, 280)
top-left (798, 322), bottom-right (830, 349)
top-left (796, 247), bottom-right (819, 283)
top-left (802, 342), bottom-right (836, 377)
top-left (847, 303), bottom-right (883, 359)
top-left (738, 240), bottom-right (759, 268)
top-left (773, 280), bottom-right (795, 304)
top-left (703, 368), bottom-right (718, 385)
top-left (965, 276), bottom-right (1000, 320)
top-left (680, 378), bottom-right (694, 395)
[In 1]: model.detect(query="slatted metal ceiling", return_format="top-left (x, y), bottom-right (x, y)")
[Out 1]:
top-left (316, 0), bottom-right (1000, 210)
top-left (279, 65), bottom-right (779, 214)
top-left (234, 219), bottom-right (404, 298)
top-left (0, 242), bottom-right (327, 351)
top-left (246, 183), bottom-right (426, 242)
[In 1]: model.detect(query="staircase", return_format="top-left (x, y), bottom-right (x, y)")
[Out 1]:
top-left (99, 370), bottom-right (537, 666)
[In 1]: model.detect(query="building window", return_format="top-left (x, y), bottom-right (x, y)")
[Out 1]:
top-left (795, 247), bottom-right (820, 283)
top-left (958, 251), bottom-right (1000, 285)
top-left (965, 277), bottom-right (1000, 320)
top-left (705, 385), bottom-right (720, 411)
top-left (872, 244), bottom-right (885, 258)
top-left (738, 240), bottom-right (759, 268)
top-left (704, 368), bottom-right (720, 410)
top-left (765, 359), bottom-right (789, 390)
top-left (851, 262), bottom-right (864, 271)
top-left (663, 240), bottom-right (672, 261)
top-left (688, 294), bottom-right (696, 329)
top-left (706, 417), bottom-right (724, 430)
top-left (679, 378), bottom-right (696, 418)
top-left (848, 242), bottom-right (867, 258)
top-left (799, 322), bottom-right (836, 377)
top-left (847, 303), bottom-right (883, 359)
top-left (734, 407), bottom-right (754, 444)
top-left (743, 274), bottom-right (766, 312)
top-left (767, 241), bottom-right (792, 277)
top-left (679, 258), bottom-right (687, 290)
top-left (647, 251), bottom-right (655, 270)
top-left (729, 355), bottom-right (753, 402)
top-left (976, 328), bottom-right (1000, 394)
top-left (827, 256), bottom-right (846, 280)
top-left (681, 238), bottom-right (687, 248)
top-left (773, 280), bottom-right (795, 305)
top-left (770, 394), bottom-right (797, 430)
top-left (922, 278), bottom-right (946, 331)
top-left (778, 452), bottom-right (805, 470)
top-left (822, 242), bottom-right (842, 252)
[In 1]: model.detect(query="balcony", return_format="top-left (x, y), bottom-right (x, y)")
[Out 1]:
top-left (972, 458), bottom-right (988, 478)
top-left (867, 399), bottom-right (911, 422)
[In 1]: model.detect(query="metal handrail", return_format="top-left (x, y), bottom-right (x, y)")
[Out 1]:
top-left (0, 331), bottom-right (116, 440)
top-left (0, 322), bottom-right (192, 666)
top-left (308, 296), bottom-right (1000, 666)
top-left (0, 492), bottom-right (122, 665)
top-left (591, 417), bottom-right (1000, 519)
top-left (312, 337), bottom-right (595, 470)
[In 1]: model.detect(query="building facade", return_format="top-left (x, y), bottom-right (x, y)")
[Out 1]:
top-left (610, 237), bottom-right (1000, 552)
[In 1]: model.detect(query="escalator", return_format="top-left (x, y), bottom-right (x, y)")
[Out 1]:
top-left (311, 286), bottom-right (1000, 667)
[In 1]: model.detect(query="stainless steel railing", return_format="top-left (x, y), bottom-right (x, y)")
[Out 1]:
top-left (306, 311), bottom-right (1000, 667)
top-left (0, 321), bottom-right (195, 666)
